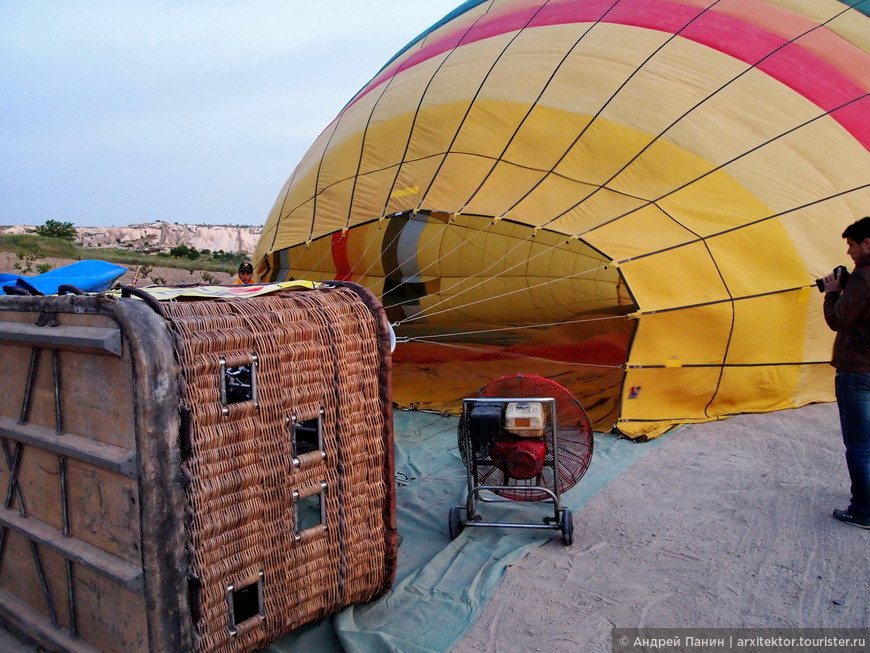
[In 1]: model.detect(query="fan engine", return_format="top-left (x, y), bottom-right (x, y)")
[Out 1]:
top-left (469, 401), bottom-right (548, 480)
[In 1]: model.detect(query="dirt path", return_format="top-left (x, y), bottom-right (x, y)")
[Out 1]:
top-left (453, 403), bottom-right (867, 653)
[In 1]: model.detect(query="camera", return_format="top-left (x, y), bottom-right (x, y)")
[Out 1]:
top-left (815, 265), bottom-right (850, 292)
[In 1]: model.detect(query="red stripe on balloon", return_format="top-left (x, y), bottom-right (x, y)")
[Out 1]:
top-left (331, 232), bottom-right (353, 281)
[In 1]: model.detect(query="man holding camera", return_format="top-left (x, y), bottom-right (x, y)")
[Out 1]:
top-left (822, 216), bottom-right (870, 529)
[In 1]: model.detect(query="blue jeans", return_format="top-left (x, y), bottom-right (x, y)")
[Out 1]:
top-left (835, 371), bottom-right (870, 517)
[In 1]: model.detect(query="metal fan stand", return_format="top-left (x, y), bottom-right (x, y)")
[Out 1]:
top-left (448, 397), bottom-right (574, 546)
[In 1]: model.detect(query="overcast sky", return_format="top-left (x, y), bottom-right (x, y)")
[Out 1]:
top-left (1, 1), bottom-right (462, 228)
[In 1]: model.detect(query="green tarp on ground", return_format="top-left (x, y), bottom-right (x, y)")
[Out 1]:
top-left (264, 409), bottom-right (669, 653)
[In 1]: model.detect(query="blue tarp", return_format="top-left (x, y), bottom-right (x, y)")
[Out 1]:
top-left (0, 260), bottom-right (126, 295)
top-left (264, 410), bottom-right (669, 653)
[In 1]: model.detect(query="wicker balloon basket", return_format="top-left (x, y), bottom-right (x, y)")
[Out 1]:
top-left (0, 281), bottom-right (397, 653)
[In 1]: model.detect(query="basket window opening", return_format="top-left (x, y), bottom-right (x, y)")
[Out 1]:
top-left (295, 486), bottom-right (326, 535)
top-left (221, 356), bottom-right (258, 406)
top-left (293, 415), bottom-right (322, 456)
top-left (226, 571), bottom-right (264, 637)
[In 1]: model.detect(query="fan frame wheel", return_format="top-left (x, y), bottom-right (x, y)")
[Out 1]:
top-left (560, 508), bottom-right (574, 546)
top-left (448, 505), bottom-right (466, 540)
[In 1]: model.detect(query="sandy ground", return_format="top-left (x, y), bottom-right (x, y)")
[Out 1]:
top-left (2, 403), bottom-right (864, 652)
top-left (454, 402), bottom-right (868, 653)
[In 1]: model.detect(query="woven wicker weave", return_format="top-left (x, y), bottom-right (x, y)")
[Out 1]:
top-left (160, 283), bottom-right (396, 653)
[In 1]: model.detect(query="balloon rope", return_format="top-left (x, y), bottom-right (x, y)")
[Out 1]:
top-left (359, 219), bottom-right (405, 279)
top-left (388, 169), bottom-right (866, 328)
top-left (392, 261), bottom-right (611, 324)
top-left (400, 313), bottom-right (630, 341)
top-left (385, 236), bottom-right (609, 321)
top-left (307, 232), bottom-right (342, 274)
top-left (381, 218), bottom-right (527, 312)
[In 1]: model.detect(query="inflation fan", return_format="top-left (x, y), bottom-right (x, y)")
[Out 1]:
top-left (448, 374), bottom-right (594, 546)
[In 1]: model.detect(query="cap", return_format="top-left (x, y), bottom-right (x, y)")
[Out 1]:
top-left (239, 262), bottom-right (253, 274)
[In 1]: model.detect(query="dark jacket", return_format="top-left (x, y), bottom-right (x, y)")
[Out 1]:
top-left (824, 254), bottom-right (870, 372)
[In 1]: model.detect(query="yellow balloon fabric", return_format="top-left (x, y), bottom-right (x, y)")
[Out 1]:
top-left (255, 0), bottom-right (870, 438)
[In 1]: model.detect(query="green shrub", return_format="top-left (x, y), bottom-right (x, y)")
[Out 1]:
top-left (13, 246), bottom-right (39, 273)
top-left (169, 243), bottom-right (200, 260)
top-left (32, 220), bottom-right (77, 241)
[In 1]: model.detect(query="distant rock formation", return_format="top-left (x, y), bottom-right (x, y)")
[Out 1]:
top-left (1, 221), bottom-right (262, 255)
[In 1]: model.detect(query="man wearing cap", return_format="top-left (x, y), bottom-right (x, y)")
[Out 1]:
top-left (235, 262), bottom-right (254, 284)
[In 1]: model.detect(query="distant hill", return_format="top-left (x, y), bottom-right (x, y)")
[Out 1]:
top-left (0, 221), bottom-right (262, 255)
